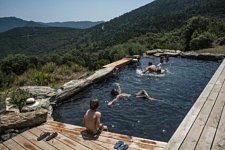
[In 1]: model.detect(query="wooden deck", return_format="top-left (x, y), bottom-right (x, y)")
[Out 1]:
top-left (165, 59), bottom-right (225, 150)
top-left (0, 121), bottom-right (167, 150)
top-left (103, 58), bottom-right (133, 68)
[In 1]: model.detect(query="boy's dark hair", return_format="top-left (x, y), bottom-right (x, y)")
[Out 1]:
top-left (148, 62), bottom-right (152, 66)
top-left (90, 99), bottom-right (99, 110)
top-left (111, 89), bottom-right (119, 96)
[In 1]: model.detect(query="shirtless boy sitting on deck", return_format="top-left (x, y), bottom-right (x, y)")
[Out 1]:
top-left (83, 99), bottom-right (108, 135)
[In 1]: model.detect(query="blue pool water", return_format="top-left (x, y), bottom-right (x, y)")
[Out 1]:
top-left (52, 57), bottom-right (219, 142)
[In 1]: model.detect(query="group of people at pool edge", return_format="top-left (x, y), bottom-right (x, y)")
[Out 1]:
top-left (83, 56), bottom-right (169, 139)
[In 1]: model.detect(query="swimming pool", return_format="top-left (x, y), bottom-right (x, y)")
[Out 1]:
top-left (52, 57), bottom-right (219, 142)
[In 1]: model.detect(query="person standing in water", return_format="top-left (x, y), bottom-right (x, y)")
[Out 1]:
top-left (83, 99), bottom-right (108, 135)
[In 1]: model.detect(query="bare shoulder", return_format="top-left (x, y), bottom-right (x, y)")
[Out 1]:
top-left (95, 111), bottom-right (101, 117)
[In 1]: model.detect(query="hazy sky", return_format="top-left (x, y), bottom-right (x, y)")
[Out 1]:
top-left (0, 0), bottom-right (154, 22)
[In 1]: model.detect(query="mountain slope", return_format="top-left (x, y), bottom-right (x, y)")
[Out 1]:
top-left (0, 17), bottom-right (46, 32)
top-left (0, 17), bottom-right (103, 32)
top-left (0, 0), bottom-right (225, 57)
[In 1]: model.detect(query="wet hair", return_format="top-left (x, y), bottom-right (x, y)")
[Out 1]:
top-left (90, 99), bottom-right (99, 110)
top-left (148, 62), bottom-right (153, 66)
top-left (111, 89), bottom-right (119, 96)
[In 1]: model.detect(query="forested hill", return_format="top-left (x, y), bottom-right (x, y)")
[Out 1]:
top-left (93, 0), bottom-right (225, 40)
top-left (0, 0), bottom-right (225, 57)
top-left (0, 17), bottom-right (103, 32)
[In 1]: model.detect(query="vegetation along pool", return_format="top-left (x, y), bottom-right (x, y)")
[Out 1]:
top-left (53, 57), bottom-right (220, 142)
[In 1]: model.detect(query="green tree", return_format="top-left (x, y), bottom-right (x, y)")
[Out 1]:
top-left (0, 54), bottom-right (30, 75)
top-left (183, 16), bottom-right (210, 50)
top-left (190, 32), bottom-right (214, 50)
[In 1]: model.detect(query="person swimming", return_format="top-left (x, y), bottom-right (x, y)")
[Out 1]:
top-left (107, 83), bottom-right (156, 106)
top-left (143, 62), bottom-right (165, 74)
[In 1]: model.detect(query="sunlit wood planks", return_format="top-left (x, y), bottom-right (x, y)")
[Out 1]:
top-left (0, 120), bottom-right (167, 150)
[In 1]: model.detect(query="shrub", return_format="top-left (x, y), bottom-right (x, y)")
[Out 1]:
top-left (41, 62), bottom-right (57, 73)
top-left (190, 32), bottom-right (214, 50)
top-left (9, 89), bottom-right (33, 112)
top-left (15, 69), bottom-right (56, 86)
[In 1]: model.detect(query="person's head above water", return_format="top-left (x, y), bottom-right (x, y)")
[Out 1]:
top-left (148, 62), bottom-right (153, 66)
top-left (111, 89), bottom-right (119, 96)
top-left (90, 99), bottom-right (99, 110)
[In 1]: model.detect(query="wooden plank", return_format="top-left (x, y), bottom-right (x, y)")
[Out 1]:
top-left (211, 97), bottom-right (225, 150)
top-left (44, 122), bottom-right (166, 150)
top-left (3, 139), bottom-right (25, 150)
top-left (47, 120), bottom-right (167, 148)
top-left (103, 58), bottom-right (132, 68)
top-left (20, 130), bottom-right (57, 150)
top-left (39, 124), bottom-right (108, 150)
top-left (37, 125), bottom-right (90, 150)
top-left (29, 128), bottom-right (74, 150)
top-left (165, 60), bottom-right (225, 149)
top-left (195, 79), bottom-right (225, 149)
top-left (0, 144), bottom-right (9, 150)
top-left (12, 134), bottom-right (41, 150)
top-left (42, 124), bottom-right (161, 150)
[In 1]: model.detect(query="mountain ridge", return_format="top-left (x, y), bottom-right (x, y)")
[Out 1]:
top-left (0, 17), bottom-right (104, 32)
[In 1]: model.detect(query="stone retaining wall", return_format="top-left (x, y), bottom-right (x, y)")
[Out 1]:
top-left (145, 49), bottom-right (225, 61)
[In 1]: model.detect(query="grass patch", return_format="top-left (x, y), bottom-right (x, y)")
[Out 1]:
top-left (195, 45), bottom-right (225, 54)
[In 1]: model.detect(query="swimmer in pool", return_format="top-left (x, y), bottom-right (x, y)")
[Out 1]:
top-left (143, 62), bottom-right (165, 74)
top-left (107, 83), bottom-right (156, 106)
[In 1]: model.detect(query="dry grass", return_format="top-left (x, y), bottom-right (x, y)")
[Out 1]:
top-left (195, 45), bottom-right (225, 54)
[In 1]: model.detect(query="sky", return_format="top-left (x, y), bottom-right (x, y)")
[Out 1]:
top-left (0, 0), bottom-right (154, 23)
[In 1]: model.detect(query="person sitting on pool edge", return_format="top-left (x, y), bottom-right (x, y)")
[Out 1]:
top-left (107, 83), bottom-right (156, 106)
top-left (83, 99), bottom-right (108, 135)
top-left (143, 62), bottom-right (165, 74)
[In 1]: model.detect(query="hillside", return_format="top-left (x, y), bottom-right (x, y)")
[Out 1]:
top-left (0, 17), bottom-right (103, 33)
top-left (0, 0), bottom-right (225, 57)
top-left (0, 17), bottom-right (46, 33)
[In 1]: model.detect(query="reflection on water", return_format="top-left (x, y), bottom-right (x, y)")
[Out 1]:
top-left (52, 57), bottom-right (219, 142)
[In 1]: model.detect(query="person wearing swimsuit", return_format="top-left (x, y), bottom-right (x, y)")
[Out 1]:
top-left (107, 83), bottom-right (156, 106)
top-left (83, 99), bottom-right (108, 135)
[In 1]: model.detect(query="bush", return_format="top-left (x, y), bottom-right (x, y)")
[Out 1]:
top-left (95, 59), bottom-right (110, 69)
top-left (190, 32), bottom-right (214, 50)
top-left (41, 62), bottom-right (57, 73)
top-left (15, 69), bottom-right (56, 86)
top-left (9, 89), bottom-right (33, 112)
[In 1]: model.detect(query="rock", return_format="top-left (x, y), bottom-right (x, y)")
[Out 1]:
top-left (180, 52), bottom-right (199, 59)
top-left (22, 98), bottom-right (50, 112)
top-left (26, 98), bottom-right (35, 104)
top-left (20, 86), bottom-right (57, 99)
top-left (0, 109), bottom-right (48, 134)
top-left (216, 37), bottom-right (225, 46)
top-left (146, 49), bottom-right (164, 55)
top-left (197, 53), bottom-right (225, 61)
top-left (56, 66), bottom-right (115, 103)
